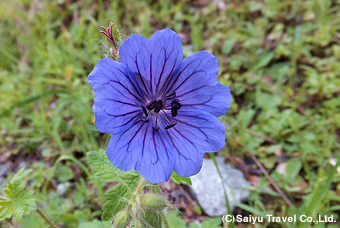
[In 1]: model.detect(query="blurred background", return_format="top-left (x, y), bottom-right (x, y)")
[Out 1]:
top-left (0, 0), bottom-right (339, 227)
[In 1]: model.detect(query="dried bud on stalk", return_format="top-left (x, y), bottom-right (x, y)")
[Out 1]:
top-left (113, 211), bottom-right (131, 228)
top-left (142, 194), bottom-right (167, 212)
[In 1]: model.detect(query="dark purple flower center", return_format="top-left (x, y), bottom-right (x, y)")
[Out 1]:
top-left (140, 91), bottom-right (181, 130)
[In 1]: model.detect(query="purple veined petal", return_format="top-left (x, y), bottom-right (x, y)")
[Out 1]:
top-left (88, 58), bottom-right (145, 134)
top-left (161, 109), bottom-right (226, 177)
top-left (119, 28), bottom-right (183, 98)
top-left (164, 51), bottom-right (231, 117)
top-left (107, 118), bottom-right (175, 184)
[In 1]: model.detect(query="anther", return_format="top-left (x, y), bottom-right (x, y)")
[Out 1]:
top-left (154, 100), bottom-right (163, 113)
top-left (171, 105), bottom-right (178, 117)
top-left (165, 91), bottom-right (176, 100)
top-left (141, 105), bottom-right (148, 116)
top-left (153, 126), bottom-right (159, 131)
top-left (142, 118), bottom-right (149, 123)
top-left (171, 99), bottom-right (181, 109)
top-left (146, 100), bottom-right (156, 110)
top-left (165, 121), bottom-right (177, 129)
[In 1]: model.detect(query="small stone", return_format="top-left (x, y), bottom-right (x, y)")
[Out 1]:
top-left (0, 165), bottom-right (10, 183)
top-left (56, 183), bottom-right (69, 195)
top-left (189, 157), bottom-right (250, 216)
top-left (0, 164), bottom-right (9, 177)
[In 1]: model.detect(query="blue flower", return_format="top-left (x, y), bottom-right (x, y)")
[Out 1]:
top-left (88, 28), bottom-right (231, 184)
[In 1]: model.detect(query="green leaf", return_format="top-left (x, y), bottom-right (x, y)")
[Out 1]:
top-left (88, 149), bottom-right (142, 221)
top-left (286, 158), bottom-right (302, 178)
top-left (0, 168), bottom-right (36, 221)
top-left (102, 173), bottom-right (140, 221)
top-left (55, 166), bottom-right (74, 182)
top-left (191, 26), bottom-right (203, 51)
top-left (201, 217), bottom-right (222, 227)
top-left (249, 52), bottom-right (274, 71)
top-left (165, 211), bottom-right (187, 228)
top-left (222, 39), bottom-right (235, 55)
top-left (78, 219), bottom-right (111, 228)
top-left (88, 149), bottom-right (125, 182)
top-left (170, 171), bottom-right (192, 185)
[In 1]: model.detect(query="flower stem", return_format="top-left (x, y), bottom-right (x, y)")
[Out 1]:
top-left (134, 176), bottom-right (146, 195)
top-left (128, 176), bottom-right (146, 208)
top-left (36, 207), bottom-right (57, 228)
top-left (128, 176), bottom-right (146, 221)
top-left (160, 211), bottom-right (170, 228)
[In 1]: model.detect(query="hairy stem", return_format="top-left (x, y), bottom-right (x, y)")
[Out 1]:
top-left (127, 176), bottom-right (146, 221)
top-left (36, 207), bottom-right (57, 228)
top-left (132, 176), bottom-right (146, 200)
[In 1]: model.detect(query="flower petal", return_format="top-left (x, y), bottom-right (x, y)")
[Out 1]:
top-left (88, 58), bottom-right (145, 134)
top-left (119, 28), bottom-right (183, 97)
top-left (107, 122), bottom-right (175, 184)
top-left (164, 51), bottom-right (231, 117)
top-left (162, 110), bottom-right (226, 177)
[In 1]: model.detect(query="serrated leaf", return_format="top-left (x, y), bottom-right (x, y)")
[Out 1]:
top-left (170, 171), bottom-right (192, 185)
top-left (78, 219), bottom-right (111, 228)
top-left (87, 149), bottom-right (124, 182)
top-left (0, 168), bottom-right (36, 221)
top-left (102, 173), bottom-right (140, 221)
top-left (165, 212), bottom-right (187, 228)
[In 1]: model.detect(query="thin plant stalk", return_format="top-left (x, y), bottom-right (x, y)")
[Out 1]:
top-left (209, 153), bottom-right (235, 228)
top-left (36, 208), bottom-right (57, 228)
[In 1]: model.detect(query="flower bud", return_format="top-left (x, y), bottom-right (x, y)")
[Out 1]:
top-left (142, 194), bottom-right (167, 212)
top-left (141, 210), bottom-right (162, 228)
top-left (132, 219), bottom-right (146, 228)
top-left (113, 211), bottom-right (131, 228)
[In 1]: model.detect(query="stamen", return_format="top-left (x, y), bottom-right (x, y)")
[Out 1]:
top-left (165, 121), bottom-right (177, 129)
top-left (141, 105), bottom-right (148, 116)
top-left (141, 118), bottom-right (149, 123)
top-left (147, 100), bottom-right (156, 110)
top-left (154, 100), bottom-right (163, 113)
top-left (153, 126), bottom-right (159, 131)
top-left (165, 91), bottom-right (176, 100)
top-left (171, 105), bottom-right (178, 117)
top-left (171, 99), bottom-right (181, 109)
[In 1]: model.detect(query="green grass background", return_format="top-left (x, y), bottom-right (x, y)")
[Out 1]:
top-left (0, 0), bottom-right (339, 227)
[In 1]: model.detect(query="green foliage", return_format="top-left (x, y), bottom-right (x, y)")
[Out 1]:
top-left (170, 171), bottom-right (192, 185)
top-left (102, 173), bottom-right (140, 221)
top-left (200, 217), bottom-right (222, 228)
top-left (285, 158), bottom-right (302, 178)
top-left (0, 168), bottom-right (36, 221)
top-left (88, 149), bottom-right (126, 182)
top-left (88, 150), bottom-right (141, 221)
top-left (166, 211), bottom-right (222, 228)
top-left (165, 212), bottom-right (187, 228)
top-left (78, 219), bottom-right (111, 228)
